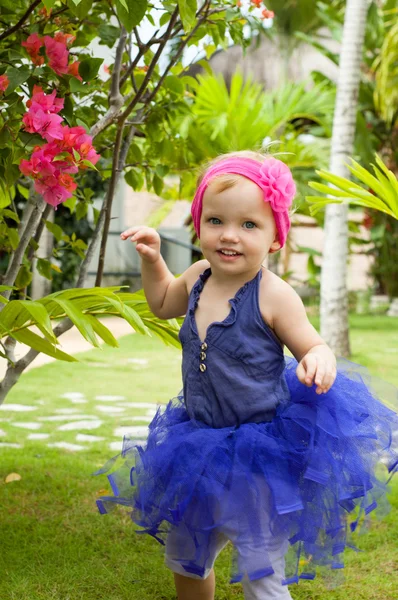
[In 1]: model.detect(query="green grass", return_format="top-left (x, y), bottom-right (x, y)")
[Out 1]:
top-left (0, 316), bottom-right (397, 599)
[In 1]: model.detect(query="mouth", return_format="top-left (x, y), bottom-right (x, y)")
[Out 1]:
top-left (217, 249), bottom-right (242, 257)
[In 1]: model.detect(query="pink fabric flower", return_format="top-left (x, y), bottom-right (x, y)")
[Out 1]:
top-left (258, 158), bottom-right (296, 213)
top-left (22, 33), bottom-right (44, 66)
top-left (0, 74), bottom-right (9, 93)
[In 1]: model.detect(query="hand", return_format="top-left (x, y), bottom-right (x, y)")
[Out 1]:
top-left (296, 346), bottom-right (337, 395)
top-left (120, 225), bottom-right (161, 264)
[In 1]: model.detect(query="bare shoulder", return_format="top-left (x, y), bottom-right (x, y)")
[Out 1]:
top-left (259, 269), bottom-right (304, 327)
top-left (184, 259), bottom-right (210, 295)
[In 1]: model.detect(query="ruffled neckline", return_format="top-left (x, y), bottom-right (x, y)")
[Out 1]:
top-left (189, 267), bottom-right (263, 344)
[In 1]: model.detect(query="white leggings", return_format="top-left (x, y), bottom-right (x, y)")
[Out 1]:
top-left (165, 526), bottom-right (293, 600)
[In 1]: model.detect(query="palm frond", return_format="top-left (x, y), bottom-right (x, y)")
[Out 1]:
top-left (306, 154), bottom-right (398, 219)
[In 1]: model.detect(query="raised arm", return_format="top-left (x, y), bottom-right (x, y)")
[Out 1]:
top-left (121, 225), bottom-right (206, 319)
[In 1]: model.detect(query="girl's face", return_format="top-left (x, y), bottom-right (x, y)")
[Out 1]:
top-left (199, 177), bottom-right (280, 277)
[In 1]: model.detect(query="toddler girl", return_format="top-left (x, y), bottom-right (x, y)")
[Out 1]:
top-left (97, 151), bottom-right (398, 600)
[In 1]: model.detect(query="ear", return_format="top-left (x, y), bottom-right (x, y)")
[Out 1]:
top-left (269, 233), bottom-right (281, 254)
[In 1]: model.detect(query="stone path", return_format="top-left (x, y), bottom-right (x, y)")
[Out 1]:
top-left (0, 316), bottom-right (161, 453)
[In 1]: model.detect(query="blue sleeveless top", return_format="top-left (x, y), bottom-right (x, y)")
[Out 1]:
top-left (179, 267), bottom-right (290, 428)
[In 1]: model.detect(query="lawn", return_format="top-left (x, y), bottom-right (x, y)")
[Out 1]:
top-left (0, 315), bottom-right (397, 599)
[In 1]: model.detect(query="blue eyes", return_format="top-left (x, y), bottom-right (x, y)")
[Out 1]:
top-left (208, 218), bottom-right (256, 229)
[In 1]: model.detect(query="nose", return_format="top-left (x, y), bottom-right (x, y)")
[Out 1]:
top-left (220, 225), bottom-right (239, 243)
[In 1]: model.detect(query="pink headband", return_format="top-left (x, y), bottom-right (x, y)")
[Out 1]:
top-left (191, 157), bottom-right (296, 248)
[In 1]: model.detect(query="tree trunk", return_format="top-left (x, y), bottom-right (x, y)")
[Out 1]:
top-left (320, 0), bottom-right (368, 356)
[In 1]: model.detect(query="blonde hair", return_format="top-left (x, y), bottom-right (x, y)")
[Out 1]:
top-left (197, 150), bottom-right (268, 195)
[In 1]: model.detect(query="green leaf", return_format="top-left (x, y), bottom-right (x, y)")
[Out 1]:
top-left (10, 328), bottom-right (77, 362)
top-left (81, 159), bottom-right (98, 170)
top-left (8, 227), bottom-right (19, 250)
top-left (51, 298), bottom-right (100, 347)
top-left (72, 148), bottom-right (80, 161)
top-left (153, 173), bottom-right (164, 196)
top-left (42, 0), bottom-right (57, 10)
top-left (115, 0), bottom-right (148, 32)
top-left (0, 185), bottom-right (11, 208)
top-left (69, 78), bottom-right (89, 93)
top-left (37, 258), bottom-right (53, 281)
top-left (78, 58), bottom-right (104, 83)
top-left (45, 220), bottom-right (64, 242)
top-left (84, 314), bottom-right (119, 347)
top-left (178, 0), bottom-right (197, 32)
top-left (17, 184), bottom-right (29, 199)
top-left (17, 300), bottom-right (56, 342)
top-left (76, 202), bottom-right (88, 220)
top-left (3, 209), bottom-right (19, 223)
top-left (98, 24), bottom-right (120, 48)
top-left (14, 265), bottom-right (32, 289)
top-left (125, 168), bottom-right (144, 191)
top-left (5, 66), bottom-right (31, 95)
top-left (164, 75), bottom-right (184, 96)
top-left (66, 0), bottom-right (92, 19)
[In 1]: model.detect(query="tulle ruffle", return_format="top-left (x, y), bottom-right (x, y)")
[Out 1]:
top-left (96, 358), bottom-right (398, 584)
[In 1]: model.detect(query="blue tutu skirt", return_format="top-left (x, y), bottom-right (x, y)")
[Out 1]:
top-left (96, 359), bottom-right (398, 584)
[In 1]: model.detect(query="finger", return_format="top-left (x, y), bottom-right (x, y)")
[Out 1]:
top-left (321, 369), bottom-right (337, 394)
top-left (296, 361), bottom-right (307, 385)
top-left (120, 225), bottom-right (147, 239)
top-left (135, 243), bottom-right (158, 262)
top-left (303, 355), bottom-right (317, 387)
top-left (314, 361), bottom-right (326, 388)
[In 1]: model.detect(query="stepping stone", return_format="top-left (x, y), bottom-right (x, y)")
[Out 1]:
top-left (0, 429), bottom-right (5, 436)
top-left (47, 442), bottom-right (85, 451)
top-left (60, 392), bottom-right (85, 400)
top-left (0, 404), bottom-right (37, 412)
top-left (109, 439), bottom-right (147, 451)
top-left (27, 433), bottom-right (50, 440)
top-left (76, 434), bottom-right (105, 442)
top-left (118, 402), bottom-right (158, 409)
top-left (127, 358), bottom-right (148, 365)
top-left (129, 416), bottom-right (153, 423)
top-left (58, 420), bottom-right (103, 431)
top-left (96, 405), bottom-right (125, 414)
top-left (11, 422), bottom-right (42, 430)
top-left (38, 415), bottom-right (97, 421)
top-left (55, 408), bottom-right (82, 415)
top-left (70, 398), bottom-right (87, 404)
top-left (0, 442), bottom-right (22, 448)
top-left (114, 426), bottom-right (148, 438)
top-left (95, 395), bottom-right (125, 401)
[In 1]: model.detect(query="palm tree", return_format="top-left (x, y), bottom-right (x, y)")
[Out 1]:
top-left (319, 0), bottom-right (369, 356)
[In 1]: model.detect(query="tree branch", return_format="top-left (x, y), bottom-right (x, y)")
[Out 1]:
top-left (0, 0), bottom-right (41, 42)
top-left (120, 7), bottom-right (179, 121)
top-left (0, 194), bottom-right (46, 306)
top-left (90, 27), bottom-right (127, 139)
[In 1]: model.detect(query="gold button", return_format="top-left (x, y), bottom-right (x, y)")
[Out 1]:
top-left (199, 363), bottom-right (207, 372)
top-left (201, 342), bottom-right (208, 351)
top-left (200, 352), bottom-right (206, 360)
